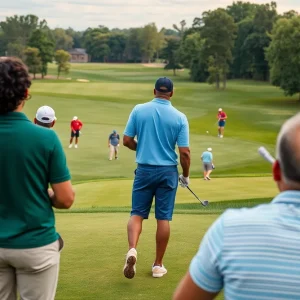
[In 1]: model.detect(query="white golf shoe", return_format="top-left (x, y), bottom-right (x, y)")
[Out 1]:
top-left (75, 144), bottom-right (78, 149)
top-left (152, 264), bottom-right (167, 278)
top-left (123, 248), bottom-right (137, 279)
top-left (220, 135), bottom-right (223, 138)
top-left (68, 144), bottom-right (73, 149)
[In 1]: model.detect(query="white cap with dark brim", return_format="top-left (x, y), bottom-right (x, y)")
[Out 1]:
top-left (36, 106), bottom-right (57, 123)
top-left (207, 148), bottom-right (212, 151)
top-left (218, 108), bottom-right (222, 112)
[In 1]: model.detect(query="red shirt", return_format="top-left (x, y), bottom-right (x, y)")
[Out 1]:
top-left (217, 112), bottom-right (227, 121)
top-left (71, 120), bottom-right (83, 131)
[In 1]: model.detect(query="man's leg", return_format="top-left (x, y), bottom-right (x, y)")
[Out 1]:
top-left (218, 126), bottom-right (221, 136)
top-left (124, 165), bottom-right (154, 279)
top-left (221, 126), bottom-right (225, 137)
top-left (207, 170), bottom-right (212, 178)
top-left (9, 240), bottom-right (61, 300)
top-left (109, 145), bottom-right (114, 160)
top-left (127, 215), bottom-right (143, 250)
top-left (0, 250), bottom-right (17, 300)
top-left (154, 220), bottom-right (170, 266)
top-left (114, 146), bottom-right (119, 159)
top-left (153, 166), bottom-right (178, 277)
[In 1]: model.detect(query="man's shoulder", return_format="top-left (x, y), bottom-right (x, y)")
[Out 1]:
top-left (222, 203), bottom-right (275, 226)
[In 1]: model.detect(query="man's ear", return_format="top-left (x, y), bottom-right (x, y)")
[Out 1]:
top-left (154, 89), bottom-right (157, 96)
top-left (34, 118), bottom-right (37, 124)
top-left (273, 160), bottom-right (281, 182)
top-left (24, 89), bottom-right (29, 99)
top-left (51, 121), bottom-right (56, 128)
top-left (170, 91), bottom-right (174, 97)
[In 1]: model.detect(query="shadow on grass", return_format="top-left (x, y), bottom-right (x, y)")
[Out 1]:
top-left (56, 198), bottom-right (272, 215)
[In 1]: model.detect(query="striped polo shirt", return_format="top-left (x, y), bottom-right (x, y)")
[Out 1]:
top-left (190, 190), bottom-right (300, 299)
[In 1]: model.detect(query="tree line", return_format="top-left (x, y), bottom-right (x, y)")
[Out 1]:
top-left (0, 2), bottom-right (299, 97)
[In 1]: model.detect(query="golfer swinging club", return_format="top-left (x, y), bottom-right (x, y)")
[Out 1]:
top-left (217, 108), bottom-right (227, 138)
top-left (123, 77), bottom-right (190, 279)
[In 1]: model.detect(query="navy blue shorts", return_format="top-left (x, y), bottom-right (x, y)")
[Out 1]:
top-left (218, 120), bottom-right (226, 127)
top-left (131, 164), bottom-right (178, 221)
top-left (71, 130), bottom-right (80, 138)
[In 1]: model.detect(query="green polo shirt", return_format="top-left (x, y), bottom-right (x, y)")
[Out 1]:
top-left (0, 112), bottom-right (71, 249)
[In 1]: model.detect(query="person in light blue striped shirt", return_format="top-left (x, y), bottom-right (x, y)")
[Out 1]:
top-left (173, 113), bottom-right (300, 300)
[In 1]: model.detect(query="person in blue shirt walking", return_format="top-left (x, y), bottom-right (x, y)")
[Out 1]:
top-left (123, 77), bottom-right (190, 279)
top-left (201, 148), bottom-right (214, 180)
top-left (173, 113), bottom-right (300, 300)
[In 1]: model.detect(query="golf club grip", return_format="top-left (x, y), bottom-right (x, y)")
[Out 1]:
top-left (258, 147), bottom-right (275, 164)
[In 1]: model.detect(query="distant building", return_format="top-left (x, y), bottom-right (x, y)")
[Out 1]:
top-left (68, 49), bottom-right (90, 63)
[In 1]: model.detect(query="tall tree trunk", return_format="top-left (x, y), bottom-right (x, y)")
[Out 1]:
top-left (223, 73), bottom-right (227, 90)
top-left (216, 75), bottom-right (220, 89)
top-left (33, 73), bottom-right (36, 79)
top-left (173, 68), bottom-right (176, 76)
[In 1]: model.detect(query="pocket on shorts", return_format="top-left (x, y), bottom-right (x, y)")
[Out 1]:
top-left (57, 236), bottom-right (64, 252)
top-left (162, 171), bottom-right (178, 189)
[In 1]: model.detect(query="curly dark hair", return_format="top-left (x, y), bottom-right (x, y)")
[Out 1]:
top-left (0, 57), bottom-right (31, 114)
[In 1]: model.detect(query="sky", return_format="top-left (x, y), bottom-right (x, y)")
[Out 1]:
top-left (0, 0), bottom-right (299, 31)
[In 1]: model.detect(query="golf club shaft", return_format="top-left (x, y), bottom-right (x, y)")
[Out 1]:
top-left (258, 147), bottom-right (275, 164)
top-left (186, 185), bottom-right (207, 206)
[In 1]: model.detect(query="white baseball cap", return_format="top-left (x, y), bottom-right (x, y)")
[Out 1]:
top-left (218, 108), bottom-right (222, 112)
top-left (36, 106), bottom-right (57, 123)
top-left (207, 147), bottom-right (212, 152)
top-left (73, 116), bottom-right (78, 120)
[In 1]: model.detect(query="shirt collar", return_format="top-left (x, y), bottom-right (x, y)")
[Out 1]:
top-left (152, 98), bottom-right (172, 106)
top-left (0, 112), bottom-right (30, 122)
top-left (272, 190), bottom-right (300, 205)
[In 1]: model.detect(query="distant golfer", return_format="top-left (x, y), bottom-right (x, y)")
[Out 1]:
top-left (69, 116), bottom-right (83, 149)
top-left (108, 130), bottom-right (120, 160)
top-left (201, 148), bottom-right (214, 180)
top-left (217, 108), bottom-right (227, 138)
top-left (34, 105), bottom-right (57, 128)
top-left (123, 77), bottom-right (190, 279)
top-left (173, 113), bottom-right (300, 300)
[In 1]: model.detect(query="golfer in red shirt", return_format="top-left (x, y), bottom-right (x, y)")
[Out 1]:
top-left (69, 116), bottom-right (83, 149)
top-left (217, 108), bottom-right (227, 138)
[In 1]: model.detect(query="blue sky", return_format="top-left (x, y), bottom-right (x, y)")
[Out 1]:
top-left (0, 0), bottom-right (299, 30)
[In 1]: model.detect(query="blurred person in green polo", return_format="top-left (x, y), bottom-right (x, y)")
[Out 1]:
top-left (0, 57), bottom-right (75, 300)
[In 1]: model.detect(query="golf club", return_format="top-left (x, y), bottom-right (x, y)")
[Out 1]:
top-left (258, 146), bottom-right (275, 164)
top-left (179, 178), bottom-right (209, 207)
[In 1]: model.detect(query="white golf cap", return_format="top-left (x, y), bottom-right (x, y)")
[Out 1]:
top-left (36, 106), bottom-right (57, 123)
top-left (207, 147), bottom-right (212, 151)
top-left (73, 116), bottom-right (78, 120)
top-left (218, 108), bottom-right (222, 111)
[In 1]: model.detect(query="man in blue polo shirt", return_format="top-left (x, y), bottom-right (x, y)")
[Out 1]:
top-left (173, 113), bottom-right (300, 300)
top-left (123, 77), bottom-right (190, 279)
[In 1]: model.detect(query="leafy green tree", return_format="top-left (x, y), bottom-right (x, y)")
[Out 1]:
top-left (52, 28), bottom-right (73, 50)
top-left (266, 16), bottom-right (300, 99)
top-left (54, 49), bottom-right (71, 79)
top-left (65, 27), bottom-right (84, 48)
top-left (24, 47), bottom-right (42, 79)
top-left (107, 33), bottom-right (126, 61)
top-left (7, 42), bottom-right (25, 59)
top-left (125, 28), bottom-right (142, 62)
top-left (139, 23), bottom-right (159, 62)
top-left (162, 37), bottom-right (182, 76)
top-left (201, 9), bottom-right (237, 89)
top-left (28, 29), bottom-right (54, 78)
top-left (173, 20), bottom-right (187, 39)
top-left (0, 14), bottom-right (47, 49)
top-left (226, 1), bottom-right (258, 23)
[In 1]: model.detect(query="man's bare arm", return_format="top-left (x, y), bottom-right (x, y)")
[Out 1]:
top-left (123, 135), bottom-right (137, 151)
top-left (173, 272), bottom-right (218, 300)
top-left (49, 180), bottom-right (75, 209)
top-left (179, 147), bottom-right (190, 177)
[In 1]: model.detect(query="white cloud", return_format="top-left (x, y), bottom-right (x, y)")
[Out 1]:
top-left (0, 0), bottom-right (298, 30)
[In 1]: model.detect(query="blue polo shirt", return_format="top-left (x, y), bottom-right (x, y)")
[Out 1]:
top-left (124, 98), bottom-right (189, 166)
top-left (189, 190), bottom-right (300, 299)
top-left (201, 151), bottom-right (213, 163)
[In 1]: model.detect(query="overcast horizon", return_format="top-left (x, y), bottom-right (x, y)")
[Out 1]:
top-left (0, 0), bottom-right (299, 31)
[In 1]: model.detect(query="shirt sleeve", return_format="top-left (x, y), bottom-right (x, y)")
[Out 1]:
top-left (189, 214), bottom-right (224, 293)
top-left (124, 107), bottom-right (137, 138)
top-left (49, 132), bottom-right (71, 184)
top-left (177, 115), bottom-right (189, 147)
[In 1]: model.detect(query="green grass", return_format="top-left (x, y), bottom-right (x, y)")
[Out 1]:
top-left (23, 63), bottom-right (299, 181)
top-left (55, 213), bottom-right (224, 300)
top-left (19, 63), bottom-right (299, 299)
